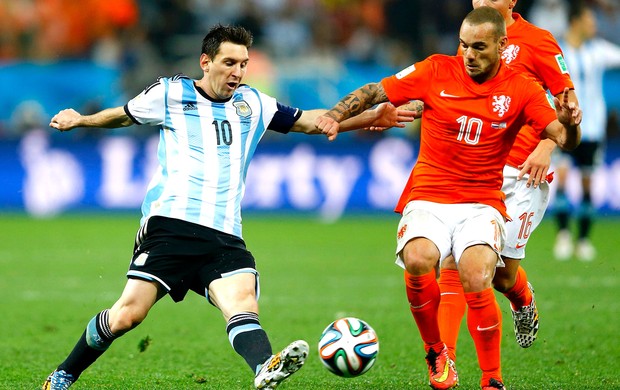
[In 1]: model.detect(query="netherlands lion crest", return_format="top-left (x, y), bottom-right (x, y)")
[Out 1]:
top-left (492, 95), bottom-right (511, 118)
top-left (501, 44), bottom-right (520, 64)
top-left (233, 100), bottom-right (252, 117)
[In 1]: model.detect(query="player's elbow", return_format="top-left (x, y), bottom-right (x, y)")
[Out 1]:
top-left (558, 126), bottom-right (581, 152)
top-left (547, 123), bottom-right (580, 151)
top-left (559, 140), bottom-right (579, 152)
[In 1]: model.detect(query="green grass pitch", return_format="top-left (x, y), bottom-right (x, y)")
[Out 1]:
top-left (0, 213), bottom-right (618, 389)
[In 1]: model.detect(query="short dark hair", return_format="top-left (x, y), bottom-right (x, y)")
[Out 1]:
top-left (568, 0), bottom-right (589, 24)
top-left (201, 24), bottom-right (254, 59)
top-left (463, 6), bottom-right (507, 39)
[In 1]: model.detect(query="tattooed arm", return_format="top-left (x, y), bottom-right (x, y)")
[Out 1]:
top-left (365, 100), bottom-right (424, 132)
top-left (315, 82), bottom-right (390, 140)
top-left (400, 101), bottom-right (424, 119)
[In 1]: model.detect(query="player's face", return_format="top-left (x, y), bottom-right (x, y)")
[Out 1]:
top-left (200, 42), bottom-right (249, 100)
top-left (472, 0), bottom-right (516, 21)
top-left (459, 21), bottom-right (507, 83)
top-left (580, 8), bottom-right (597, 39)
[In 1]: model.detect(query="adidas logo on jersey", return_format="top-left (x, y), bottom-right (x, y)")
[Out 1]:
top-left (183, 103), bottom-right (197, 111)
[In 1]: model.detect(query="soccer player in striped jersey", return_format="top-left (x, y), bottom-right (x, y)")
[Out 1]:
top-left (435, 0), bottom-right (580, 367)
top-left (316, 7), bottom-right (581, 390)
top-left (43, 24), bottom-right (414, 390)
top-left (553, 1), bottom-right (620, 261)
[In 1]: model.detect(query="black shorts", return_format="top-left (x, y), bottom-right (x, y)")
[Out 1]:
top-left (560, 141), bottom-right (602, 168)
top-left (128, 216), bottom-right (256, 302)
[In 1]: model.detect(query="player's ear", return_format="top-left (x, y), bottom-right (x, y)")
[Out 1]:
top-left (498, 35), bottom-right (508, 53)
top-left (200, 53), bottom-right (210, 72)
top-left (510, 0), bottom-right (517, 10)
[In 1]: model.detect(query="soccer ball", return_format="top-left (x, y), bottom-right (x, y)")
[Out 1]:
top-left (318, 317), bottom-right (379, 377)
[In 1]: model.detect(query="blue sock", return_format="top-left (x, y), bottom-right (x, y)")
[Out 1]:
top-left (85, 309), bottom-right (116, 350)
top-left (58, 309), bottom-right (117, 378)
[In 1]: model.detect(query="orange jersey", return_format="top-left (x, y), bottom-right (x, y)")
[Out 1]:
top-left (382, 55), bottom-right (558, 217)
top-left (458, 13), bottom-right (574, 167)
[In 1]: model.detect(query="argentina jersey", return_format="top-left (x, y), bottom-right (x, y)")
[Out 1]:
top-left (559, 38), bottom-right (620, 142)
top-left (124, 74), bottom-right (301, 238)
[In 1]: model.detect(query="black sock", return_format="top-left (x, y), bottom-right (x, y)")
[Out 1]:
top-left (555, 189), bottom-right (570, 231)
top-left (58, 309), bottom-right (117, 379)
top-left (578, 194), bottom-right (594, 240)
top-left (226, 312), bottom-right (272, 373)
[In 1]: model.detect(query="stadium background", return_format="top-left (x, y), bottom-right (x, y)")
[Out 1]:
top-left (1, 0), bottom-right (620, 220)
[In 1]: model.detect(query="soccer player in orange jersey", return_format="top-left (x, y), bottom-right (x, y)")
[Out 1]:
top-left (436, 0), bottom-right (580, 366)
top-left (315, 7), bottom-right (581, 390)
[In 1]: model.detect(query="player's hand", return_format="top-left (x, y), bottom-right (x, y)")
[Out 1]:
top-left (366, 103), bottom-right (416, 132)
top-left (315, 114), bottom-right (340, 141)
top-left (517, 150), bottom-right (551, 188)
top-left (400, 101), bottom-right (424, 119)
top-left (50, 109), bottom-right (81, 132)
top-left (554, 87), bottom-right (582, 127)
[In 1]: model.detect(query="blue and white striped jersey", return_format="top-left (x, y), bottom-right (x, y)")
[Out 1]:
top-left (124, 74), bottom-right (302, 238)
top-left (559, 38), bottom-right (620, 142)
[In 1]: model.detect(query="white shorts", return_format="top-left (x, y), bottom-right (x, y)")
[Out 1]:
top-left (395, 200), bottom-right (506, 269)
top-left (501, 165), bottom-right (550, 259)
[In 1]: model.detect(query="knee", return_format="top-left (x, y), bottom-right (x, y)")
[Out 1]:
top-left (492, 260), bottom-right (519, 292)
top-left (459, 266), bottom-right (495, 293)
top-left (232, 291), bottom-right (258, 312)
top-left (402, 253), bottom-right (436, 275)
top-left (220, 292), bottom-right (258, 322)
top-left (401, 239), bottom-right (439, 275)
top-left (492, 275), bottom-right (512, 293)
top-left (440, 255), bottom-right (458, 271)
top-left (109, 306), bottom-right (147, 335)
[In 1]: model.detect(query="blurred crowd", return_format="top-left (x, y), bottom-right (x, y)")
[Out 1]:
top-left (4, 0), bottom-right (620, 64)
top-left (0, 0), bottom-right (483, 78)
top-left (1, 0), bottom-right (620, 138)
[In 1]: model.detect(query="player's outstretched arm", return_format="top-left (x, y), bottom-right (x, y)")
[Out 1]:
top-left (50, 106), bottom-right (133, 132)
top-left (398, 101), bottom-right (424, 119)
top-left (367, 101), bottom-right (423, 132)
top-left (315, 82), bottom-right (390, 140)
top-left (543, 88), bottom-right (582, 151)
top-left (339, 102), bottom-right (415, 135)
top-left (289, 109), bottom-right (328, 135)
top-left (290, 103), bottom-right (414, 141)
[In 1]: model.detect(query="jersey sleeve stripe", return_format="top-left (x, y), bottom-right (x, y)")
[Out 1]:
top-left (124, 104), bottom-right (141, 125)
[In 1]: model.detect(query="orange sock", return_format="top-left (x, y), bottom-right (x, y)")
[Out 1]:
top-left (502, 265), bottom-right (532, 310)
top-left (404, 270), bottom-right (442, 351)
top-left (437, 268), bottom-right (466, 361)
top-left (465, 288), bottom-right (502, 386)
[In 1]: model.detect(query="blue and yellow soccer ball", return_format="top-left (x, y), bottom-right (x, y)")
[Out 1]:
top-left (318, 317), bottom-right (379, 377)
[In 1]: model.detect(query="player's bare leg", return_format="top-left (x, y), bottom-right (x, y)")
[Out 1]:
top-left (43, 279), bottom-right (163, 390)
